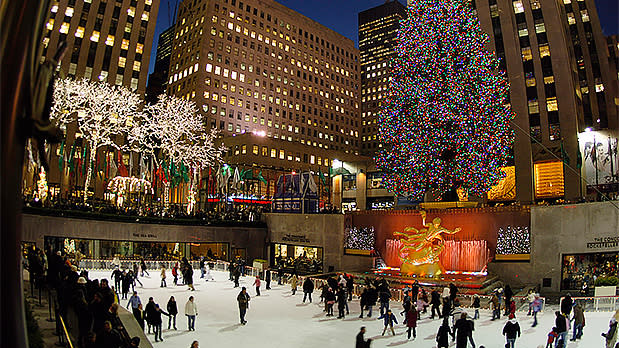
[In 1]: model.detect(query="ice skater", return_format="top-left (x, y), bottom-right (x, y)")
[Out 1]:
top-left (336, 287), bottom-right (347, 319)
top-left (303, 277), bottom-right (314, 303)
top-left (237, 287), bottom-right (251, 325)
top-left (253, 275), bottom-right (261, 296)
top-left (290, 274), bottom-right (298, 295)
top-left (406, 306), bottom-right (418, 340)
top-left (166, 296), bottom-right (178, 330)
top-left (503, 313), bottom-right (521, 348)
top-left (160, 265), bottom-right (167, 287)
top-left (185, 296), bottom-right (198, 331)
top-left (436, 317), bottom-right (452, 348)
top-left (378, 309), bottom-right (397, 336)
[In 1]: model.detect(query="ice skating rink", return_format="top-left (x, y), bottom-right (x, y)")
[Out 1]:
top-left (92, 270), bottom-right (614, 348)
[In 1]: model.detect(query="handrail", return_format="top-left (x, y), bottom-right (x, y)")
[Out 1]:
top-left (58, 314), bottom-right (74, 348)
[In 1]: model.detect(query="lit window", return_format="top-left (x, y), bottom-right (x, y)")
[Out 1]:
top-left (60, 22), bottom-right (70, 34)
top-left (581, 10), bottom-right (589, 22)
top-left (546, 97), bottom-right (558, 111)
top-left (51, 5), bottom-right (58, 13)
top-left (121, 39), bottom-right (130, 50)
top-left (512, 0), bottom-right (525, 13)
top-left (65, 7), bottom-right (74, 17)
top-left (46, 19), bottom-right (55, 30)
top-left (133, 61), bottom-right (141, 71)
top-left (90, 31), bottom-right (100, 42)
top-left (127, 7), bottom-right (135, 17)
top-left (595, 84), bottom-right (605, 92)
top-left (206, 63), bottom-right (213, 72)
top-left (105, 35), bottom-right (114, 46)
top-left (539, 44), bottom-right (550, 57)
top-left (521, 47), bottom-right (533, 61)
top-left (75, 26), bottom-right (84, 38)
top-left (567, 13), bottom-right (576, 25)
top-left (141, 12), bottom-right (149, 21)
top-left (136, 43), bottom-right (144, 54)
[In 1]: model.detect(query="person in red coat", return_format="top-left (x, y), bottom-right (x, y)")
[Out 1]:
top-left (509, 300), bottom-right (516, 317)
top-left (406, 306), bottom-right (418, 339)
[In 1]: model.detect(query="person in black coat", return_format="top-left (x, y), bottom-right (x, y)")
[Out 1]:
top-left (411, 281), bottom-right (419, 302)
top-left (359, 288), bottom-right (369, 318)
top-left (96, 321), bottom-right (123, 348)
top-left (367, 286), bottom-right (378, 317)
top-left (346, 275), bottom-right (354, 301)
top-left (167, 296), bottom-right (178, 330)
top-left (111, 268), bottom-right (123, 292)
top-left (504, 284), bottom-right (514, 315)
top-left (303, 278), bottom-right (314, 303)
top-left (560, 294), bottom-right (573, 316)
top-left (431, 290), bottom-right (441, 319)
top-left (134, 303), bottom-right (145, 330)
top-left (436, 317), bottom-right (452, 348)
top-left (144, 297), bottom-right (156, 334)
top-left (449, 283), bottom-right (458, 307)
top-left (150, 304), bottom-right (169, 342)
top-left (356, 326), bottom-right (372, 348)
top-left (265, 269), bottom-right (271, 290)
top-left (325, 288), bottom-right (336, 316)
top-left (453, 312), bottom-right (473, 348)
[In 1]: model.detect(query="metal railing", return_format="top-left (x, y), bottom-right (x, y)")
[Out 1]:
top-left (57, 314), bottom-right (75, 348)
top-left (562, 296), bottom-right (619, 312)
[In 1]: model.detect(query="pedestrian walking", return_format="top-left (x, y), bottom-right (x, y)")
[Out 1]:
top-left (185, 296), bottom-right (198, 331)
top-left (237, 287), bottom-right (251, 325)
top-left (126, 291), bottom-right (142, 317)
top-left (503, 313), bottom-right (521, 348)
top-left (356, 326), bottom-right (372, 348)
top-left (378, 309), bottom-right (397, 336)
top-left (166, 296), bottom-right (178, 330)
top-left (150, 304), bottom-right (169, 342)
top-left (253, 275), bottom-right (261, 296)
top-left (303, 277), bottom-right (314, 303)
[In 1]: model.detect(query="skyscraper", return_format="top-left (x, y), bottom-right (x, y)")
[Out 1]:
top-left (167, 0), bottom-right (360, 154)
top-left (146, 24), bottom-right (175, 103)
top-left (358, 0), bottom-right (407, 155)
top-left (41, 0), bottom-right (160, 95)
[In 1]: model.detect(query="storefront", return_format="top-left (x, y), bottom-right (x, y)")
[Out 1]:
top-left (44, 236), bottom-right (231, 261)
top-left (270, 242), bottom-right (323, 274)
top-left (562, 251), bottom-right (619, 291)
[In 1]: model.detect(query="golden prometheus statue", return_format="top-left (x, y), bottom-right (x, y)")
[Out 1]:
top-left (394, 211), bottom-right (461, 277)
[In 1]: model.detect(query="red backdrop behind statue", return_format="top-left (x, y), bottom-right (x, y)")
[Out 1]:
top-left (349, 206), bottom-right (530, 274)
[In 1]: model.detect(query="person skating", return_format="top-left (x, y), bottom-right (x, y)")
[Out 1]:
top-left (508, 299), bottom-right (516, 318)
top-left (436, 317), bottom-right (452, 348)
top-left (183, 259), bottom-right (195, 291)
top-left (378, 309), bottom-right (398, 336)
top-left (346, 274), bottom-right (354, 301)
top-left (277, 264), bottom-right (284, 285)
top-left (571, 302), bottom-right (585, 341)
top-left (504, 284), bottom-right (514, 316)
top-left (290, 274), bottom-right (299, 295)
top-left (430, 289), bottom-right (441, 319)
top-left (561, 293), bottom-right (573, 317)
top-left (265, 269), bottom-right (271, 289)
top-left (336, 287), bottom-right (347, 319)
top-left (185, 296), bottom-right (198, 331)
top-left (167, 296), bottom-right (178, 330)
top-left (490, 293), bottom-right (501, 321)
top-left (144, 297), bottom-right (156, 334)
top-left (126, 291), bottom-right (141, 318)
top-left (303, 277), bottom-right (314, 303)
top-left (172, 263), bottom-right (179, 285)
top-left (233, 265), bottom-right (241, 288)
top-left (160, 265), bottom-right (167, 287)
top-left (199, 257), bottom-right (206, 278)
top-left (237, 286), bottom-right (251, 325)
top-left (602, 312), bottom-right (618, 348)
top-left (405, 306), bottom-right (418, 340)
top-left (555, 311), bottom-right (568, 347)
top-left (253, 275), bottom-right (261, 296)
top-left (359, 288), bottom-right (369, 318)
top-left (356, 326), bottom-right (372, 348)
top-left (527, 289), bottom-right (536, 316)
top-left (503, 313), bottom-right (521, 348)
top-left (401, 291), bottom-right (412, 324)
top-left (449, 283), bottom-right (458, 307)
top-left (453, 312), bottom-right (473, 348)
top-left (204, 262), bottom-right (214, 281)
top-left (325, 287), bottom-right (336, 316)
top-left (133, 303), bottom-right (145, 330)
top-left (416, 295), bottom-right (427, 320)
top-left (378, 286), bottom-right (391, 316)
top-left (140, 258), bottom-right (149, 277)
top-left (532, 294), bottom-right (543, 327)
top-left (111, 267), bottom-right (123, 292)
top-left (190, 341), bottom-right (199, 348)
top-left (120, 271), bottom-right (131, 299)
top-left (546, 327), bottom-right (559, 348)
top-left (472, 294), bottom-right (481, 320)
top-left (150, 304), bottom-right (169, 342)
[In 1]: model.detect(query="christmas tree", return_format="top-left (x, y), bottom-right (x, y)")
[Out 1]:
top-left (375, 0), bottom-right (514, 200)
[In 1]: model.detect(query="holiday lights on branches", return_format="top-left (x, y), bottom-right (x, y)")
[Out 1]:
top-left (375, 0), bottom-right (514, 199)
top-left (496, 226), bottom-right (530, 255)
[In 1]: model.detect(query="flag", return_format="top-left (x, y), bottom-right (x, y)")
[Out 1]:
top-left (560, 142), bottom-right (570, 166)
top-left (58, 140), bottom-right (65, 171)
top-left (109, 156), bottom-right (118, 178)
top-left (232, 167), bottom-right (241, 189)
top-left (81, 146), bottom-right (87, 175)
top-left (257, 170), bottom-right (267, 185)
top-left (318, 169), bottom-right (326, 185)
top-left (308, 173), bottom-right (318, 193)
top-left (139, 155), bottom-right (147, 179)
top-left (68, 142), bottom-right (76, 173)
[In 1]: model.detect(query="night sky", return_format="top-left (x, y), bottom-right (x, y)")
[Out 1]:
top-left (148, 0), bottom-right (618, 74)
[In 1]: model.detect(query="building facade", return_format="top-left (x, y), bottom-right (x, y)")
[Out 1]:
top-left (42, 0), bottom-right (160, 95)
top-left (358, 0), bottom-right (407, 156)
top-left (146, 24), bottom-right (175, 103)
top-left (167, 0), bottom-right (361, 154)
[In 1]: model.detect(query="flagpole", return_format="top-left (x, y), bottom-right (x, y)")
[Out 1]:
top-left (594, 133), bottom-right (599, 186)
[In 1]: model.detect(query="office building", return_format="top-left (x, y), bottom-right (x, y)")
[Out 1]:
top-left (358, 0), bottom-right (407, 155)
top-left (167, 0), bottom-right (361, 154)
top-left (41, 0), bottom-right (160, 95)
top-left (146, 24), bottom-right (175, 103)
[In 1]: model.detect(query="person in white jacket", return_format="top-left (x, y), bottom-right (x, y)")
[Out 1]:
top-left (185, 296), bottom-right (198, 331)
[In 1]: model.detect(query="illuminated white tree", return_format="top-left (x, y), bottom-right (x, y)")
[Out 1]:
top-left (144, 95), bottom-right (225, 209)
top-left (51, 78), bottom-right (142, 203)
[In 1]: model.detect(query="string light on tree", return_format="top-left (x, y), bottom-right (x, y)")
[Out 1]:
top-left (496, 226), bottom-right (530, 255)
top-left (375, 0), bottom-right (514, 199)
top-left (36, 167), bottom-right (48, 202)
top-left (345, 227), bottom-right (376, 251)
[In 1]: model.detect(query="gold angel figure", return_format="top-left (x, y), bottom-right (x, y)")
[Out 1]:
top-left (394, 211), bottom-right (461, 276)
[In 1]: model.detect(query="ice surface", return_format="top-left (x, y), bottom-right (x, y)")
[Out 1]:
top-left (91, 270), bottom-right (613, 348)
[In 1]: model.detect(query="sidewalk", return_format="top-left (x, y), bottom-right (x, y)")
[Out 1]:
top-left (24, 280), bottom-right (67, 348)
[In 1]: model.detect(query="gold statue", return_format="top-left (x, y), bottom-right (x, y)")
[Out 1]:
top-left (394, 211), bottom-right (461, 276)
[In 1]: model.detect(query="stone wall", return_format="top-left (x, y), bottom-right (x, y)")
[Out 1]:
top-left (490, 201), bottom-right (619, 293)
top-left (22, 214), bottom-right (268, 262)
